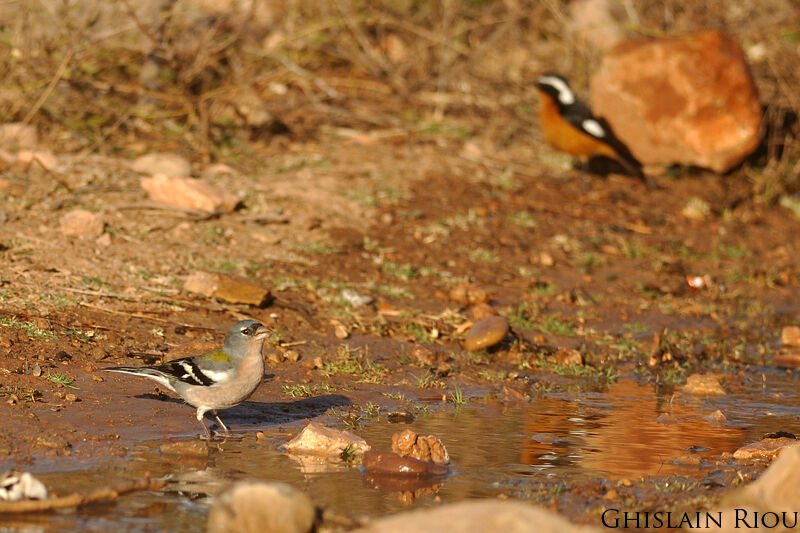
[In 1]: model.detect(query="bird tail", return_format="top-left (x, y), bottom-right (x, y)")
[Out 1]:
top-left (595, 117), bottom-right (645, 181)
top-left (102, 366), bottom-right (175, 390)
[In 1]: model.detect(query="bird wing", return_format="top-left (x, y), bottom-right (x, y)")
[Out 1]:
top-left (156, 348), bottom-right (235, 387)
top-left (562, 103), bottom-right (643, 176)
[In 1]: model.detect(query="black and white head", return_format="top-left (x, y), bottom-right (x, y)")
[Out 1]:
top-left (535, 73), bottom-right (576, 107)
top-left (223, 320), bottom-right (269, 356)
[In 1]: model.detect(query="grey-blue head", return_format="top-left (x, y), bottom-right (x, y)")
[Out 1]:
top-left (223, 320), bottom-right (269, 359)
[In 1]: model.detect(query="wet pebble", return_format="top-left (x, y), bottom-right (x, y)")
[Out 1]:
top-left (362, 451), bottom-right (448, 477)
top-left (733, 437), bottom-right (798, 461)
top-left (674, 454), bottom-right (702, 466)
top-left (705, 409), bottom-right (727, 425)
top-left (680, 373), bottom-right (726, 396)
top-left (463, 316), bottom-right (509, 352)
top-left (530, 433), bottom-right (559, 445)
top-left (282, 421), bottom-right (370, 457)
top-left (391, 429), bottom-right (449, 465)
top-left (159, 440), bottom-right (208, 458)
top-left (782, 326), bottom-right (800, 347)
top-left (207, 481), bottom-right (315, 533)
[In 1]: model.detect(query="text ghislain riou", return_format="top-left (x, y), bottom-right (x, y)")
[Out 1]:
top-left (601, 508), bottom-right (798, 529)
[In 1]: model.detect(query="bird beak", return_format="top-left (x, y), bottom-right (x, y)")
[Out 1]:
top-left (254, 325), bottom-right (270, 340)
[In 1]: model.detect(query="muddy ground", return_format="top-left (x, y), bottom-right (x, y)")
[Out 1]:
top-left (1, 0), bottom-right (800, 529)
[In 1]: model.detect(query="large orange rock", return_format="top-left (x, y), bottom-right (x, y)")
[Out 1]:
top-left (590, 30), bottom-right (762, 173)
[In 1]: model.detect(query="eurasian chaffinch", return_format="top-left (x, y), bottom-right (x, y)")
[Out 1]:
top-left (103, 320), bottom-right (270, 439)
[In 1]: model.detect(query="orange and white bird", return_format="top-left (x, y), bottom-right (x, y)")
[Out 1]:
top-left (535, 72), bottom-right (644, 180)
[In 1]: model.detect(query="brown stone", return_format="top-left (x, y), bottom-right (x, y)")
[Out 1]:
top-left (391, 429), bottom-right (449, 465)
top-left (448, 283), bottom-right (489, 305)
top-left (463, 316), bottom-right (509, 351)
top-left (59, 209), bottom-right (104, 239)
top-left (591, 30), bottom-right (762, 173)
top-left (282, 421), bottom-right (370, 457)
top-left (733, 438), bottom-right (798, 462)
top-left (184, 271), bottom-right (271, 306)
top-left (14, 150), bottom-right (58, 172)
top-left (132, 152), bottom-right (191, 177)
top-left (680, 373), bottom-right (726, 396)
top-left (141, 174), bottom-right (239, 213)
top-left (207, 481), bottom-right (315, 533)
top-left (362, 451), bottom-right (448, 477)
top-left (353, 500), bottom-right (604, 533)
top-left (782, 326), bottom-right (800, 347)
top-left (0, 123), bottom-right (38, 149)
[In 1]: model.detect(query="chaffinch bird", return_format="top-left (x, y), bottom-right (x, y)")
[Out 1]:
top-left (535, 72), bottom-right (644, 180)
top-left (103, 320), bottom-right (270, 439)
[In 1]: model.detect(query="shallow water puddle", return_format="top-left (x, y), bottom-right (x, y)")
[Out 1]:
top-left (9, 370), bottom-right (800, 531)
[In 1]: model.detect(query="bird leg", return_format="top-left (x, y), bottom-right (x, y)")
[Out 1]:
top-left (198, 419), bottom-right (212, 440)
top-left (212, 410), bottom-right (230, 436)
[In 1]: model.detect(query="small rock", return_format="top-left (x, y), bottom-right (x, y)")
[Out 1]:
top-left (362, 451), bottom-right (448, 477)
top-left (285, 350), bottom-right (301, 362)
top-left (538, 252), bottom-right (555, 266)
top-left (502, 385), bottom-right (528, 403)
top-left (333, 323), bottom-right (349, 340)
top-left (141, 174), bottom-right (239, 213)
top-left (723, 444), bottom-right (800, 513)
top-left (782, 326), bottom-right (800, 347)
top-left (682, 197), bottom-right (711, 221)
top-left (530, 433), bottom-right (558, 445)
top-left (132, 152), bottom-right (191, 177)
top-left (282, 421), bottom-right (370, 457)
top-left (341, 288), bottom-right (372, 307)
top-left (352, 500), bottom-right (604, 533)
top-left (64, 393), bottom-right (78, 402)
top-left (674, 454), bottom-right (702, 466)
top-left (591, 30), bottom-right (762, 173)
top-left (448, 283), bottom-right (489, 305)
top-left (90, 347), bottom-right (108, 361)
top-left (567, 0), bottom-right (622, 53)
top-left (774, 353), bottom-right (800, 368)
top-left (548, 347), bottom-right (583, 366)
top-left (160, 440), bottom-right (209, 458)
top-left (0, 472), bottom-right (48, 501)
top-left (681, 374), bottom-right (726, 396)
top-left (59, 209), bottom-right (104, 239)
top-left (13, 150), bottom-right (58, 172)
top-left (469, 303), bottom-right (496, 321)
top-left (386, 412), bottom-right (415, 423)
top-left (705, 409), bottom-right (727, 425)
top-left (267, 352), bottom-right (285, 364)
top-left (409, 344), bottom-right (449, 367)
top-left (184, 271), bottom-right (271, 306)
top-left (391, 429), bottom-right (449, 465)
top-left (0, 123), bottom-right (38, 149)
top-left (207, 481), bottom-right (315, 533)
top-left (31, 364), bottom-right (42, 377)
top-left (733, 437), bottom-right (798, 461)
top-left (463, 316), bottom-right (509, 351)
top-left (603, 488), bottom-right (618, 500)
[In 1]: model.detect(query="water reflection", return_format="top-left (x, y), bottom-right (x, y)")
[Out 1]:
top-left (13, 372), bottom-right (800, 531)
